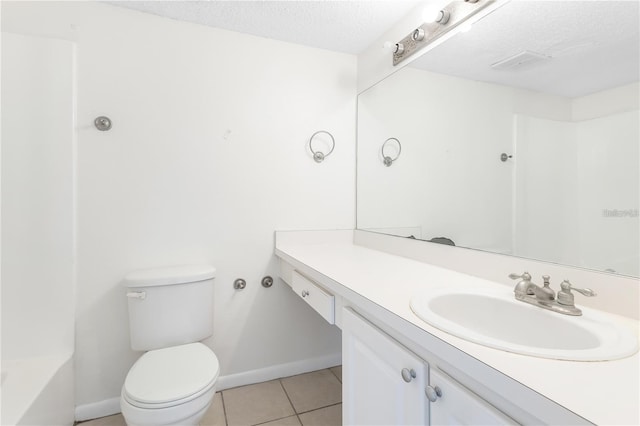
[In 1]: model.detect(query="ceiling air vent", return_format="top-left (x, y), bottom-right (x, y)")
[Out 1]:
top-left (491, 50), bottom-right (551, 70)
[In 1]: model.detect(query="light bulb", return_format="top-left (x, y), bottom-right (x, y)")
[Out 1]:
top-left (422, 4), bottom-right (441, 23)
top-left (422, 0), bottom-right (449, 23)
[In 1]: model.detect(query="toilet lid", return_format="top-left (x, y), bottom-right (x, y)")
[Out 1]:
top-left (124, 343), bottom-right (219, 405)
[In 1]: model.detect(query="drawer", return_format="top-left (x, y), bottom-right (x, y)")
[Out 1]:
top-left (292, 271), bottom-right (335, 324)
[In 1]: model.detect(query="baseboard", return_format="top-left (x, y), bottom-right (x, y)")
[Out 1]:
top-left (216, 352), bottom-right (341, 391)
top-left (75, 397), bottom-right (121, 422)
top-left (74, 352), bottom-right (341, 421)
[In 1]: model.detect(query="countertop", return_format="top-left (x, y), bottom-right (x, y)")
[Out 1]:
top-left (275, 231), bottom-right (639, 425)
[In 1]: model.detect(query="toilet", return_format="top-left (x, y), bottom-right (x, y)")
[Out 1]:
top-left (120, 265), bottom-right (219, 426)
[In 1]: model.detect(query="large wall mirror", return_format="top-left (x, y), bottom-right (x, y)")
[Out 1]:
top-left (357, 0), bottom-right (639, 277)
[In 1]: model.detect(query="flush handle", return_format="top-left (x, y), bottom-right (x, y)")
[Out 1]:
top-left (126, 291), bottom-right (146, 300)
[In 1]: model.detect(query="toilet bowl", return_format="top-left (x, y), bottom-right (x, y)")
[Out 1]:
top-left (120, 265), bottom-right (218, 426)
top-left (121, 342), bottom-right (219, 426)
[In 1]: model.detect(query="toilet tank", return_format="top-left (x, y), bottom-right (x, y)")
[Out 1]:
top-left (124, 265), bottom-right (216, 351)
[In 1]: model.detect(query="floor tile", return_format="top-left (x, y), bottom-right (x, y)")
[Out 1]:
top-left (280, 369), bottom-right (342, 414)
top-left (200, 391), bottom-right (227, 426)
top-left (223, 380), bottom-right (295, 426)
top-left (298, 404), bottom-right (342, 426)
top-left (329, 366), bottom-right (342, 383)
top-left (77, 414), bottom-right (126, 426)
top-left (256, 415), bottom-right (301, 426)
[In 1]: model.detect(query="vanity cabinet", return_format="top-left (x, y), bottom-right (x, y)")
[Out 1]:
top-left (275, 233), bottom-right (633, 425)
top-left (343, 308), bottom-right (429, 425)
top-left (342, 307), bottom-right (515, 426)
top-left (429, 369), bottom-right (516, 425)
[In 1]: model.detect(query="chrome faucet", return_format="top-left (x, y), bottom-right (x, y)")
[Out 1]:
top-left (508, 272), bottom-right (596, 316)
top-left (509, 271), bottom-right (534, 296)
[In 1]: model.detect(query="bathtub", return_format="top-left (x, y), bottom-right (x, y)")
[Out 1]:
top-left (1, 352), bottom-right (75, 425)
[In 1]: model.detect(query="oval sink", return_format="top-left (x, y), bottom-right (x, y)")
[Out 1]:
top-left (410, 287), bottom-right (638, 361)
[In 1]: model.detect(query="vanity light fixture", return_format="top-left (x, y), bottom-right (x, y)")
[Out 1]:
top-left (435, 9), bottom-right (451, 24)
top-left (422, 0), bottom-right (449, 23)
top-left (392, 0), bottom-right (505, 66)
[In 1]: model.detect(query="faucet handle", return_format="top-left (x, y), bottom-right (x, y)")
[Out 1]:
top-left (557, 280), bottom-right (596, 306)
top-left (509, 271), bottom-right (531, 281)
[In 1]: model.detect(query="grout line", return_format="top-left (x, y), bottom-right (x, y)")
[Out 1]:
top-left (220, 391), bottom-right (229, 426)
top-left (295, 401), bottom-right (342, 416)
top-left (252, 414), bottom-right (300, 426)
top-left (278, 378), bottom-right (303, 425)
top-left (278, 378), bottom-right (296, 411)
top-left (329, 366), bottom-right (342, 383)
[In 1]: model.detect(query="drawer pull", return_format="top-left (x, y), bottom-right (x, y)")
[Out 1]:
top-left (401, 368), bottom-right (416, 383)
top-left (301, 289), bottom-right (310, 298)
top-left (425, 385), bottom-right (442, 402)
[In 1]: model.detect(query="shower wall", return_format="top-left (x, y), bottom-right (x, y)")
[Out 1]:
top-left (1, 31), bottom-right (75, 363)
top-left (1, 31), bottom-right (76, 424)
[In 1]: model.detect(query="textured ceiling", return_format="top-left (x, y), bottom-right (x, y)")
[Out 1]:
top-left (411, 0), bottom-right (640, 97)
top-left (107, 0), bottom-right (423, 54)
top-left (107, 1), bottom-right (639, 97)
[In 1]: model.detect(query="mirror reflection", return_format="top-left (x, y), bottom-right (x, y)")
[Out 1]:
top-left (357, 0), bottom-right (639, 277)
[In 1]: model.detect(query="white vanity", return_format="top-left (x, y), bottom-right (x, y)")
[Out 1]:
top-left (275, 230), bottom-right (639, 425)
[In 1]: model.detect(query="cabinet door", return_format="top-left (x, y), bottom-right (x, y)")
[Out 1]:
top-left (429, 369), bottom-right (517, 425)
top-left (343, 308), bottom-right (429, 426)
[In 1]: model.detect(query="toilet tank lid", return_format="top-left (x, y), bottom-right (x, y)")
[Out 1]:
top-left (123, 265), bottom-right (216, 288)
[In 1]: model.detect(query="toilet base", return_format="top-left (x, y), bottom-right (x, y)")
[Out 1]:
top-left (120, 386), bottom-right (215, 426)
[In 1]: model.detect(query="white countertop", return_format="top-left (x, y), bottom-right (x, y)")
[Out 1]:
top-left (275, 232), bottom-right (639, 425)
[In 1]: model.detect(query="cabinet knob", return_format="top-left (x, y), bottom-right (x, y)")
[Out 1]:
top-left (301, 290), bottom-right (310, 298)
top-left (401, 368), bottom-right (416, 383)
top-left (425, 385), bottom-right (442, 402)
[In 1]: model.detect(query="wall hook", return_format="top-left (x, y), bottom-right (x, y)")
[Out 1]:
top-left (94, 116), bottom-right (112, 131)
top-left (261, 276), bottom-right (274, 288)
top-left (500, 153), bottom-right (513, 162)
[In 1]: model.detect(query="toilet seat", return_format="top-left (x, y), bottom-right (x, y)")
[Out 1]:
top-left (123, 342), bottom-right (219, 409)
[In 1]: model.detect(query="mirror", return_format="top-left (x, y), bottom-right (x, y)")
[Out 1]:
top-left (357, 0), bottom-right (639, 277)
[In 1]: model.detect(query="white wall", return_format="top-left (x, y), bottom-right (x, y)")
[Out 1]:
top-left (1, 32), bottom-right (75, 360)
top-left (2, 1), bottom-right (356, 415)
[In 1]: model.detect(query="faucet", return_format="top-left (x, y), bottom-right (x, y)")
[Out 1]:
top-left (508, 272), bottom-right (596, 316)
top-left (509, 271), bottom-right (534, 297)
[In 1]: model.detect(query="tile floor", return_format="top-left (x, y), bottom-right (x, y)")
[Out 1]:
top-left (78, 366), bottom-right (342, 426)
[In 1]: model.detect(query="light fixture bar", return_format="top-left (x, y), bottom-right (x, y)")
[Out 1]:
top-left (392, 0), bottom-right (499, 66)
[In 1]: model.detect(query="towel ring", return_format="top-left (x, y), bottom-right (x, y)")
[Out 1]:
top-left (382, 137), bottom-right (401, 167)
top-left (309, 130), bottom-right (335, 163)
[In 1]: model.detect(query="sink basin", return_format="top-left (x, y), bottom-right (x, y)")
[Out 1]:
top-left (410, 287), bottom-right (638, 361)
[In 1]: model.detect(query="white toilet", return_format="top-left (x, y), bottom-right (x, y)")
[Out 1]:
top-left (120, 265), bottom-right (219, 426)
